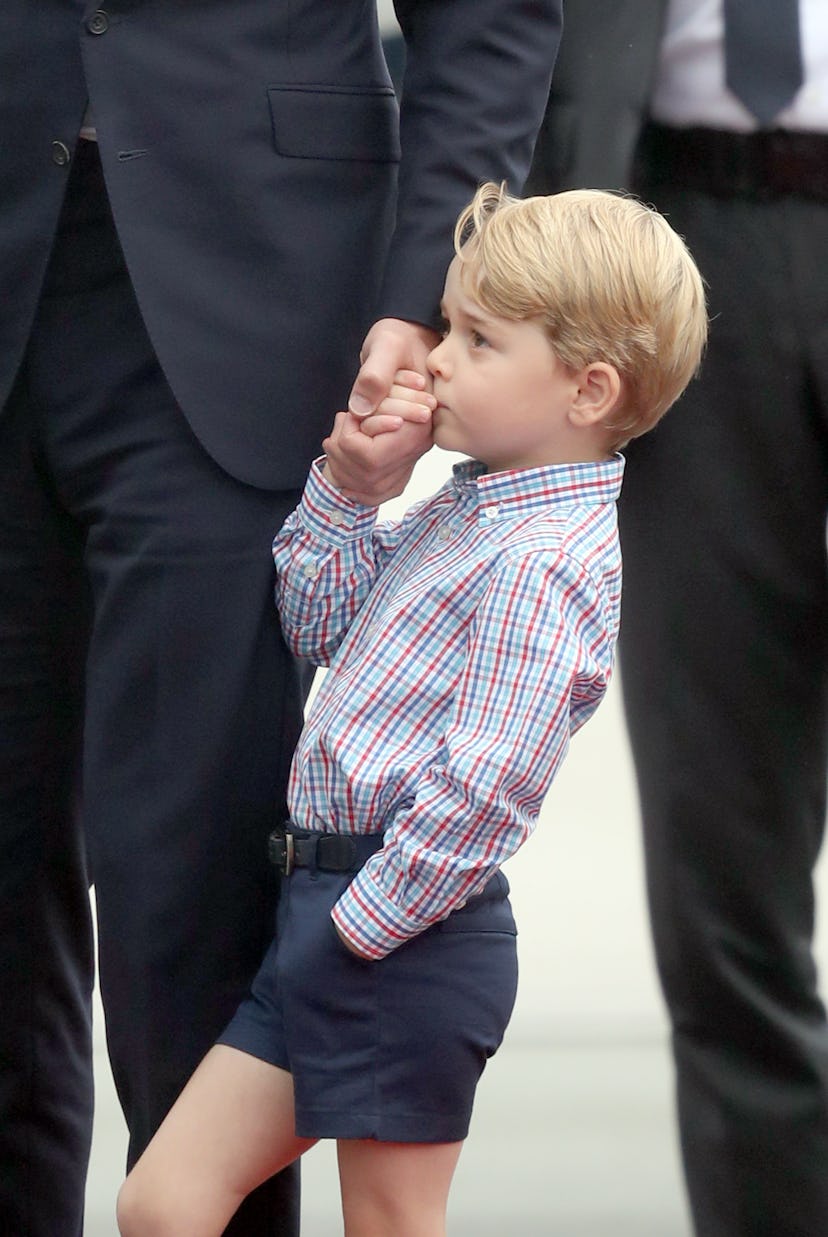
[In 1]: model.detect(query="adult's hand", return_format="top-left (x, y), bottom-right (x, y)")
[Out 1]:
top-left (347, 318), bottom-right (439, 418)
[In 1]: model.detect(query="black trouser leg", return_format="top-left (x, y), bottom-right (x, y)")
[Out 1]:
top-left (620, 188), bottom-right (828, 1236)
top-left (0, 374), bottom-right (93, 1236)
top-left (15, 140), bottom-right (302, 1235)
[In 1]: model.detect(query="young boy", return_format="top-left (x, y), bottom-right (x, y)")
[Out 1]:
top-left (117, 183), bottom-right (707, 1237)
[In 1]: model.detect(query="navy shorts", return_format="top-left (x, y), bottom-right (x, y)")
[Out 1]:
top-left (218, 833), bottom-right (518, 1143)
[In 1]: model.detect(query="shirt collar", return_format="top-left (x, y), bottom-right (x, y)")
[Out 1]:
top-left (450, 455), bottom-right (625, 521)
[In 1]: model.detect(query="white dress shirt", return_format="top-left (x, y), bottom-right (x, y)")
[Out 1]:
top-left (650, 0), bottom-right (828, 132)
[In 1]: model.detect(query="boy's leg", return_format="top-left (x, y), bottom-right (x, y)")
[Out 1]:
top-left (337, 1138), bottom-right (463, 1237)
top-left (117, 1046), bottom-right (315, 1237)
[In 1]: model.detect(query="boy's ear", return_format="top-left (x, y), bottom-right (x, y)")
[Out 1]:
top-left (568, 362), bottom-right (622, 429)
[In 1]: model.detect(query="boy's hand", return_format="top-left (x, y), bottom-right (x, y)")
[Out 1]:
top-left (323, 370), bottom-right (435, 505)
top-left (322, 406), bottom-right (432, 505)
top-left (361, 368), bottom-right (437, 436)
top-left (334, 921), bottom-right (373, 961)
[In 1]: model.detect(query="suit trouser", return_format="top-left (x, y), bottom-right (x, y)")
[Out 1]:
top-left (0, 140), bottom-right (301, 1235)
top-left (620, 181), bottom-right (828, 1236)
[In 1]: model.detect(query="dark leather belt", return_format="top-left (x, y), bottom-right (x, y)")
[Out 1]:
top-left (636, 121), bottom-right (828, 203)
top-left (268, 825), bottom-right (361, 876)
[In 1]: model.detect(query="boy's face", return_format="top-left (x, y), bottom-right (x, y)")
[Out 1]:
top-left (426, 257), bottom-right (581, 472)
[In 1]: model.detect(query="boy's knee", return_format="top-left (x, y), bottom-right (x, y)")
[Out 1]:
top-left (116, 1174), bottom-right (175, 1237)
top-left (116, 1175), bottom-right (148, 1237)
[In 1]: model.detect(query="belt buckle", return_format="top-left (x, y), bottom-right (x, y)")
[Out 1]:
top-left (268, 827), bottom-right (295, 875)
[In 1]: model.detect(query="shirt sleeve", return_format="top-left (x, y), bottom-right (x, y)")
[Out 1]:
top-left (331, 549), bottom-right (615, 958)
top-left (272, 460), bottom-right (402, 665)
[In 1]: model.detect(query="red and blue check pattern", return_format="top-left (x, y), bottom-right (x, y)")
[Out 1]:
top-left (273, 454), bottom-right (624, 958)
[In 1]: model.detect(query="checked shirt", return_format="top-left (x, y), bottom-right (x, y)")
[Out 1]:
top-left (273, 453), bottom-right (624, 958)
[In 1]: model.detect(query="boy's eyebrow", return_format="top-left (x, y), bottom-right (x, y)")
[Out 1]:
top-left (439, 296), bottom-right (498, 330)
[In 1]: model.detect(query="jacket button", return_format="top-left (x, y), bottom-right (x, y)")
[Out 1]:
top-left (87, 10), bottom-right (109, 34)
top-left (51, 140), bottom-right (71, 166)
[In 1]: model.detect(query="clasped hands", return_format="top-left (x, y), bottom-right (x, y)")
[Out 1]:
top-left (322, 317), bottom-right (440, 506)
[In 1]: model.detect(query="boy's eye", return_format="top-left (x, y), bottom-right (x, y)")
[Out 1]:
top-left (470, 329), bottom-right (489, 348)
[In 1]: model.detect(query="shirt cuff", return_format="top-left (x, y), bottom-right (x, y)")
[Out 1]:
top-left (296, 458), bottom-right (379, 542)
top-left (330, 865), bottom-right (432, 960)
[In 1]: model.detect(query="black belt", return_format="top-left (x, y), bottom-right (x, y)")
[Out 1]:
top-left (636, 122), bottom-right (828, 203)
top-left (268, 825), bottom-right (369, 876)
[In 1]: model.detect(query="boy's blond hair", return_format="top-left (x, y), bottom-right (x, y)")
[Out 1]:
top-left (454, 183), bottom-right (708, 448)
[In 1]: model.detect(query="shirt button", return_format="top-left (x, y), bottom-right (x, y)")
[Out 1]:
top-left (87, 10), bottom-right (110, 34)
top-left (436, 525), bottom-right (451, 541)
top-left (51, 140), bottom-right (71, 166)
top-left (482, 505), bottom-right (500, 521)
top-left (329, 511), bottom-right (345, 527)
top-left (302, 562), bottom-right (321, 580)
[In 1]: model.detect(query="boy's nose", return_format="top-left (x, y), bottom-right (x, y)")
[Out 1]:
top-left (427, 339), bottom-right (448, 376)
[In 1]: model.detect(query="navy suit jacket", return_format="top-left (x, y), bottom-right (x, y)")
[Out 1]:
top-left (0, 0), bottom-right (561, 487)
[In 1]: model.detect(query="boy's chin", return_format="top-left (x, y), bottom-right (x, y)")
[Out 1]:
top-left (432, 422), bottom-right (459, 452)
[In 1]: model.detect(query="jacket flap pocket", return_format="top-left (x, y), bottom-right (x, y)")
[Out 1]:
top-left (268, 85), bottom-right (400, 162)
